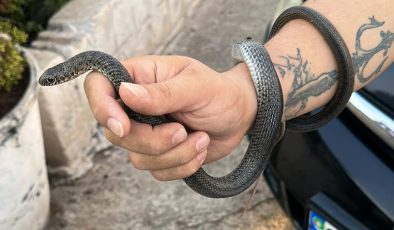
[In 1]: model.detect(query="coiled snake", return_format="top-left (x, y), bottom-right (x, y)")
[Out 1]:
top-left (39, 7), bottom-right (354, 198)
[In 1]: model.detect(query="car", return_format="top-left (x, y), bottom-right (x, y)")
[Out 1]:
top-left (262, 1), bottom-right (394, 229)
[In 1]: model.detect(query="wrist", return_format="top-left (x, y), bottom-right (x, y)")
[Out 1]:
top-left (224, 63), bottom-right (257, 133)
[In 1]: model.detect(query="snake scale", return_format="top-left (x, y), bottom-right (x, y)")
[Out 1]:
top-left (39, 7), bottom-right (354, 198)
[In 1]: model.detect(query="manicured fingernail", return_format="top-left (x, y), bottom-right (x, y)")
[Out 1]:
top-left (107, 117), bottom-right (124, 137)
top-left (196, 134), bottom-right (209, 153)
top-left (197, 150), bottom-right (207, 164)
top-left (121, 82), bottom-right (148, 97)
top-left (172, 128), bottom-right (187, 145)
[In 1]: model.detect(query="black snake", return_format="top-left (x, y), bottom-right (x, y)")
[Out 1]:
top-left (39, 7), bottom-right (354, 198)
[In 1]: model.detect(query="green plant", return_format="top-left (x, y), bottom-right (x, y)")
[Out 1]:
top-left (0, 0), bottom-right (69, 92)
top-left (0, 0), bottom-right (70, 42)
top-left (0, 20), bottom-right (27, 91)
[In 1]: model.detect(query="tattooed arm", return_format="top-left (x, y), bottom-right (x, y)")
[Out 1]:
top-left (260, 0), bottom-right (394, 120)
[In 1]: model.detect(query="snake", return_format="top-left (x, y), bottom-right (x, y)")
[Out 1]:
top-left (39, 6), bottom-right (354, 198)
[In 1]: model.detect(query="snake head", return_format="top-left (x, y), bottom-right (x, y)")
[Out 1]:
top-left (38, 65), bottom-right (66, 86)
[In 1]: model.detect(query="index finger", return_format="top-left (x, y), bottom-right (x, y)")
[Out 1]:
top-left (84, 71), bottom-right (131, 137)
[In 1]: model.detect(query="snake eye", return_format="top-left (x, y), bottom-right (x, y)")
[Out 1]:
top-left (47, 77), bottom-right (56, 84)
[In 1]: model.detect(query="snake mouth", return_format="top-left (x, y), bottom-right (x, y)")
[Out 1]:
top-left (38, 76), bottom-right (54, 86)
top-left (38, 77), bottom-right (48, 86)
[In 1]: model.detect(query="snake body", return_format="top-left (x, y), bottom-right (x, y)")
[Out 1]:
top-left (39, 47), bottom-right (283, 198)
top-left (39, 6), bottom-right (354, 198)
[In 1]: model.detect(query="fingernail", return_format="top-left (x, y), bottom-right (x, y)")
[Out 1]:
top-left (197, 150), bottom-right (207, 164)
top-left (172, 128), bottom-right (187, 145)
top-left (107, 117), bottom-right (124, 137)
top-left (121, 82), bottom-right (148, 97)
top-left (196, 134), bottom-right (209, 153)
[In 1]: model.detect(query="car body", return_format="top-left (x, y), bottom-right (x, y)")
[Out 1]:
top-left (263, 1), bottom-right (394, 229)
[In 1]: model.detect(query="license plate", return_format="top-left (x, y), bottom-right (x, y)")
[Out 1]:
top-left (308, 210), bottom-right (338, 230)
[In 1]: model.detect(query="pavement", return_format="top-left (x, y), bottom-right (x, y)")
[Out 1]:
top-left (46, 1), bottom-right (294, 229)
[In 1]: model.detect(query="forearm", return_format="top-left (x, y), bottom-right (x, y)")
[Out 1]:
top-left (261, 0), bottom-right (394, 120)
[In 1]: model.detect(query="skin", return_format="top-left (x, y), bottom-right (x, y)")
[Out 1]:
top-left (84, 0), bottom-right (394, 181)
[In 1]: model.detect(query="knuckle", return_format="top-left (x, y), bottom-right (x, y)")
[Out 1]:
top-left (152, 142), bottom-right (162, 155)
top-left (153, 125), bottom-right (174, 146)
top-left (151, 84), bottom-right (171, 115)
top-left (144, 142), bottom-right (160, 155)
top-left (157, 83), bottom-right (172, 100)
top-left (128, 153), bottom-right (146, 170)
top-left (144, 138), bottom-right (167, 155)
top-left (178, 152), bottom-right (196, 166)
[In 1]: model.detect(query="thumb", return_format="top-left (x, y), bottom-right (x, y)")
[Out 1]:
top-left (119, 75), bottom-right (213, 116)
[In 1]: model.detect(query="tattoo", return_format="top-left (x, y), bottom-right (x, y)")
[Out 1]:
top-left (353, 16), bottom-right (394, 83)
top-left (274, 16), bottom-right (394, 118)
top-left (275, 48), bottom-right (338, 118)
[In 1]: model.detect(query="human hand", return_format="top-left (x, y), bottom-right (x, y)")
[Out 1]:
top-left (84, 55), bottom-right (257, 181)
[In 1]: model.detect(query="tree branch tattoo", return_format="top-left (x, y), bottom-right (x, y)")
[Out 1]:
top-left (274, 16), bottom-right (394, 119)
top-left (275, 49), bottom-right (337, 118)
